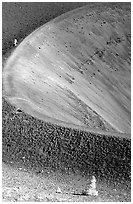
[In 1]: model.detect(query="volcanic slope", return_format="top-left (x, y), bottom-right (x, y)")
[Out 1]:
top-left (3, 3), bottom-right (131, 135)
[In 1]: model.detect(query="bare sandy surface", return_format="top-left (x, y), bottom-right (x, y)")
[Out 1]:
top-left (2, 162), bottom-right (131, 202)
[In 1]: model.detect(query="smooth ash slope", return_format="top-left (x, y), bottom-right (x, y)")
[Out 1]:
top-left (3, 4), bottom-right (131, 135)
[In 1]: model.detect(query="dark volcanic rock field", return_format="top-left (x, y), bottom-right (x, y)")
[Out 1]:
top-left (2, 97), bottom-right (131, 183)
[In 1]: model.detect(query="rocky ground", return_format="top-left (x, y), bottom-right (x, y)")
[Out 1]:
top-left (2, 2), bottom-right (131, 202)
top-left (2, 98), bottom-right (131, 202)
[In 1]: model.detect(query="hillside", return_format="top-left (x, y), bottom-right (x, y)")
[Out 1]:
top-left (3, 3), bottom-right (131, 135)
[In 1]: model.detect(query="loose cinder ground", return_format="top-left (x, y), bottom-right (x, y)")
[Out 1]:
top-left (2, 2), bottom-right (131, 202)
top-left (2, 98), bottom-right (131, 202)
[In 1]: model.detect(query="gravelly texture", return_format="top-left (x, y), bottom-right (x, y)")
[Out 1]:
top-left (2, 97), bottom-right (131, 201)
top-left (2, 2), bottom-right (131, 202)
top-left (2, 97), bottom-right (131, 181)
